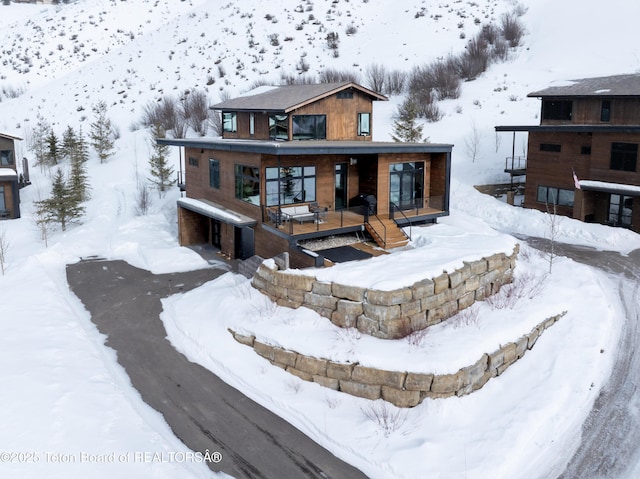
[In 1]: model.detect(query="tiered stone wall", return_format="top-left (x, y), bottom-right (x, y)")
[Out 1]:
top-left (251, 245), bottom-right (519, 339)
top-left (229, 311), bottom-right (566, 407)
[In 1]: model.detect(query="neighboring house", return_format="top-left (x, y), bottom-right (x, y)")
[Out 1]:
top-left (159, 81), bottom-right (453, 268)
top-left (0, 133), bottom-right (22, 220)
top-left (497, 73), bottom-right (640, 232)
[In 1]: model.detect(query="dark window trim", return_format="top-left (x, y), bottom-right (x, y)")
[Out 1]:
top-left (209, 158), bottom-right (220, 189)
top-left (291, 114), bottom-right (326, 140)
top-left (542, 99), bottom-right (572, 121)
top-left (536, 185), bottom-right (575, 207)
top-left (265, 166), bottom-right (316, 206)
top-left (222, 112), bottom-right (237, 133)
top-left (235, 164), bottom-right (260, 204)
top-left (357, 112), bottom-right (371, 136)
top-left (601, 100), bottom-right (611, 122)
top-left (540, 143), bottom-right (562, 152)
top-left (610, 142), bottom-right (638, 172)
top-left (188, 156), bottom-right (199, 167)
top-left (580, 146), bottom-right (591, 155)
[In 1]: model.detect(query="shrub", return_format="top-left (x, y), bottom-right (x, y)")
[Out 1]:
top-left (361, 400), bottom-right (409, 438)
top-left (365, 63), bottom-right (386, 93)
top-left (500, 12), bottom-right (525, 47)
top-left (318, 68), bottom-right (359, 83)
top-left (457, 37), bottom-right (491, 81)
top-left (385, 69), bottom-right (407, 95)
top-left (181, 89), bottom-right (210, 136)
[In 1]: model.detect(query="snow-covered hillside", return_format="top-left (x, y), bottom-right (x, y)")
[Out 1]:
top-left (1, 0), bottom-right (640, 478)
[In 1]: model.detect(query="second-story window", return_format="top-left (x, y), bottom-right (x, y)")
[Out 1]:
top-left (0, 150), bottom-right (14, 166)
top-left (209, 159), bottom-right (220, 189)
top-left (222, 112), bottom-right (237, 133)
top-left (601, 100), bottom-right (611, 122)
top-left (269, 114), bottom-right (288, 140)
top-left (292, 115), bottom-right (326, 140)
top-left (540, 143), bottom-right (562, 152)
top-left (542, 100), bottom-right (572, 121)
top-left (357, 113), bottom-right (371, 136)
top-left (610, 142), bottom-right (638, 172)
top-left (249, 113), bottom-right (255, 136)
top-left (235, 165), bottom-right (260, 204)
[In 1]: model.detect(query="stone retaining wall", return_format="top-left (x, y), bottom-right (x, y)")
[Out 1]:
top-left (230, 311), bottom-right (566, 407)
top-left (251, 245), bottom-right (519, 339)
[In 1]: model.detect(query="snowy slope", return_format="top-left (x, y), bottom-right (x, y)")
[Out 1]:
top-left (1, 0), bottom-right (640, 478)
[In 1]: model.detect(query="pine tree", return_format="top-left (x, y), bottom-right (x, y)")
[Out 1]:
top-left (391, 97), bottom-right (425, 143)
top-left (45, 129), bottom-right (60, 166)
top-left (148, 124), bottom-right (176, 197)
top-left (69, 128), bottom-right (90, 203)
top-left (60, 125), bottom-right (79, 161)
top-left (89, 100), bottom-right (115, 163)
top-left (31, 115), bottom-right (51, 171)
top-left (34, 168), bottom-right (85, 232)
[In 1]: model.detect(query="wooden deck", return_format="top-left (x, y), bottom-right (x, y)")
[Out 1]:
top-left (265, 204), bottom-right (445, 241)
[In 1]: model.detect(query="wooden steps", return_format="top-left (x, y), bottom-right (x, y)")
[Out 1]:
top-left (364, 217), bottom-right (409, 249)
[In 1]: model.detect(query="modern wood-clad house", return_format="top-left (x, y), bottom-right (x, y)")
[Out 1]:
top-left (497, 73), bottom-right (640, 232)
top-left (159, 82), bottom-right (453, 267)
top-left (0, 132), bottom-right (22, 220)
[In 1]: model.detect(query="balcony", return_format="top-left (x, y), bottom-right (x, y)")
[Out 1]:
top-left (504, 156), bottom-right (527, 176)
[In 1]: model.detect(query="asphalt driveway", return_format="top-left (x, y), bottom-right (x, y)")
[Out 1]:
top-left (66, 259), bottom-right (367, 479)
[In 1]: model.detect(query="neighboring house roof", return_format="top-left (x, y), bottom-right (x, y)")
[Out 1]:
top-left (212, 81), bottom-right (388, 113)
top-left (158, 138), bottom-right (452, 155)
top-left (0, 132), bottom-right (23, 141)
top-left (528, 73), bottom-right (640, 98)
top-left (495, 124), bottom-right (640, 133)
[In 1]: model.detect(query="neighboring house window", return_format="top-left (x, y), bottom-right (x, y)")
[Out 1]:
top-left (581, 146), bottom-right (592, 155)
top-left (249, 113), bottom-right (255, 136)
top-left (292, 115), bottom-right (326, 140)
top-left (209, 159), bottom-right (220, 189)
top-left (610, 142), bottom-right (638, 172)
top-left (357, 113), bottom-right (371, 136)
top-left (269, 114), bottom-right (288, 140)
top-left (223, 112), bottom-right (237, 133)
top-left (536, 186), bottom-right (574, 207)
top-left (235, 165), bottom-right (260, 204)
top-left (0, 150), bottom-right (14, 166)
top-left (337, 90), bottom-right (353, 99)
top-left (188, 157), bottom-right (199, 167)
top-left (540, 143), bottom-right (561, 152)
top-left (601, 100), bottom-right (611, 122)
top-left (265, 166), bottom-right (316, 206)
top-left (542, 100), bottom-right (572, 121)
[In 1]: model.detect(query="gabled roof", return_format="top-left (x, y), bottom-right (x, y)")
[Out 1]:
top-left (212, 81), bottom-right (388, 113)
top-left (528, 73), bottom-right (640, 98)
top-left (0, 132), bottom-right (23, 141)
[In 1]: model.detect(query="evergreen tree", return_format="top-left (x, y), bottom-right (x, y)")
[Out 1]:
top-left (45, 129), bottom-right (60, 167)
top-left (34, 168), bottom-right (85, 232)
top-left (391, 97), bottom-right (425, 143)
top-left (31, 115), bottom-right (51, 171)
top-left (89, 100), bottom-right (115, 163)
top-left (69, 128), bottom-right (90, 202)
top-left (60, 125), bottom-right (79, 161)
top-left (148, 124), bottom-right (176, 197)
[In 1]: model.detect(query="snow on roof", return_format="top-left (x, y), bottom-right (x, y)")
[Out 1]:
top-left (0, 167), bottom-right (18, 179)
top-left (580, 180), bottom-right (640, 195)
top-left (177, 197), bottom-right (256, 225)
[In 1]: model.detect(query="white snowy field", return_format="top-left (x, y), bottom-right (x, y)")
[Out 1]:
top-left (1, 0), bottom-right (640, 478)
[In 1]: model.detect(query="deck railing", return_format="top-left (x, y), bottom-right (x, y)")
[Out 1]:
top-left (505, 155), bottom-right (527, 171)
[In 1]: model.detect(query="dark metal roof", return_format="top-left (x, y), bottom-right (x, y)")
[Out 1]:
top-left (158, 137), bottom-right (453, 155)
top-left (495, 124), bottom-right (640, 133)
top-left (212, 82), bottom-right (388, 113)
top-left (528, 74), bottom-right (640, 98)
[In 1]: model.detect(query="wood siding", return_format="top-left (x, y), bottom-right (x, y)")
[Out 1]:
top-left (222, 90), bottom-right (374, 141)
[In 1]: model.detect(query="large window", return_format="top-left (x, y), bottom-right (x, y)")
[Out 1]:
top-left (610, 142), bottom-right (637, 172)
top-left (292, 115), bottom-right (326, 140)
top-left (0, 150), bottom-right (14, 166)
top-left (536, 186), bottom-right (574, 207)
top-left (235, 165), bottom-right (260, 204)
top-left (608, 194), bottom-right (633, 227)
top-left (222, 112), bottom-right (237, 133)
top-left (265, 166), bottom-right (316, 206)
top-left (209, 159), bottom-right (220, 189)
top-left (542, 100), bottom-right (572, 121)
top-left (389, 162), bottom-right (424, 210)
top-left (269, 114), bottom-right (288, 140)
top-left (357, 113), bottom-right (371, 136)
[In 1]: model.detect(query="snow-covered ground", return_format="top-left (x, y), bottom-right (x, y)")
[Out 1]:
top-left (1, 0), bottom-right (639, 478)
